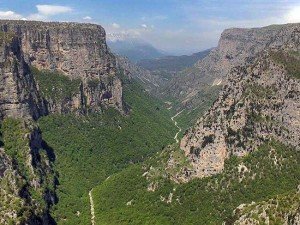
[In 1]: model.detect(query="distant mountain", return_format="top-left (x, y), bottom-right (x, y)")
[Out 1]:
top-left (116, 48), bottom-right (219, 135)
top-left (138, 49), bottom-right (212, 72)
top-left (108, 39), bottom-right (165, 63)
top-left (92, 23), bottom-right (300, 225)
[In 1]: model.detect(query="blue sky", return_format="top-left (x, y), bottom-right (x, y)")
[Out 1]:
top-left (1, 0), bottom-right (300, 54)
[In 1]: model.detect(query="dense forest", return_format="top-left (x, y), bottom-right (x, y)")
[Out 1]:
top-left (38, 78), bottom-right (177, 225)
top-left (92, 141), bottom-right (300, 224)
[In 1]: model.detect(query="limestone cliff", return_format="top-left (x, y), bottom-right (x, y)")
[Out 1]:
top-left (0, 20), bottom-right (124, 225)
top-left (0, 30), bottom-right (47, 120)
top-left (180, 24), bottom-right (300, 179)
top-left (0, 20), bottom-right (123, 117)
top-left (165, 23), bottom-right (300, 111)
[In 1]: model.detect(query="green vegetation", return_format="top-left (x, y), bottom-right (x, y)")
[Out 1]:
top-left (0, 118), bottom-right (54, 223)
top-left (270, 50), bottom-right (300, 79)
top-left (1, 118), bottom-right (31, 179)
top-left (31, 67), bottom-right (81, 101)
top-left (233, 189), bottom-right (300, 224)
top-left (169, 85), bottom-right (221, 138)
top-left (87, 78), bottom-right (100, 89)
top-left (92, 141), bottom-right (300, 225)
top-left (0, 31), bottom-right (15, 45)
top-left (244, 84), bottom-right (276, 99)
top-left (38, 79), bottom-right (177, 225)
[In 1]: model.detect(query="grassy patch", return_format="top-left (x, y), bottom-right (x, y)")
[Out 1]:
top-left (270, 50), bottom-right (300, 79)
top-left (0, 31), bottom-right (15, 45)
top-left (31, 67), bottom-right (81, 101)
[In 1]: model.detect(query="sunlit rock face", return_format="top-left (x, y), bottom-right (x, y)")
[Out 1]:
top-left (0, 20), bottom-right (124, 119)
top-left (181, 24), bottom-right (300, 179)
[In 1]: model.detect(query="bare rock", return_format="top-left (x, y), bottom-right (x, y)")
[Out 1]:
top-left (181, 25), bottom-right (300, 179)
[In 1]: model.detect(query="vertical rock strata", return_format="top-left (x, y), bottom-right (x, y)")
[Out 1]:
top-left (0, 20), bottom-right (123, 118)
top-left (0, 31), bottom-right (47, 120)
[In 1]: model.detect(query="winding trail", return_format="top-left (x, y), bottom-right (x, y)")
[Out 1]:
top-left (171, 110), bottom-right (184, 143)
top-left (89, 189), bottom-right (95, 225)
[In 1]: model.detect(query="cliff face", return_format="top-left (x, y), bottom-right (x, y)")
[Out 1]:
top-left (0, 20), bottom-right (123, 117)
top-left (180, 24), bottom-right (300, 179)
top-left (0, 20), bottom-right (124, 225)
top-left (164, 24), bottom-right (300, 111)
top-left (0, 31), bottom-right (47, 120)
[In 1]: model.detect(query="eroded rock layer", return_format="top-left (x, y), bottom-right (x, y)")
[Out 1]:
top-left (0, 20), bottom-right (123, 118)
top-left (180, 25), bottom-right (300, 179)
top-left (165, 23), bottom-right (300, 110)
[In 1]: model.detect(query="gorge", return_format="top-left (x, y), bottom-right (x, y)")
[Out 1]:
top-left (0, 17), bottom-right (299, 225)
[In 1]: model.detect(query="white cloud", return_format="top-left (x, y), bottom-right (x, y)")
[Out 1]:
top-left (112, 23), bottom-right (120, 29)
top-left (27, 13), bottom-right (47, 21)
top-left (0, 10), bottom-right (23, 20)
top-left (36, 5), bottom-right (72, 16)
top-left (83, 16), bottom-right (92, 20)
top-left (284, 5), bottom-right (300, 23)
top-left (141, 24), bottom-right (148, 28)
top-left (27, 5), bottom-right (73, 21)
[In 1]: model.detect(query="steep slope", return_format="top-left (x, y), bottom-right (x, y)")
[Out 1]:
top-left (164, 23), bottom-right (300, 112)
top-left (232, 187), bottom-right (300, 224)
top-left (0, 29), bottom-right (47, 120)
top-left (0, 119), bottom-right (56, 225)
top-left (38, 77), bottom-right (177, 225)
top-left (0, 20), bottom-right (126, 225)
top-left (0, 29), bottom-right (56, 225)
top-left (90, 23), bottom-right (300, 225)
top-left (0, 20), bottom-right (123, 116)
top-left (181, 26), bottom-right (300, 179)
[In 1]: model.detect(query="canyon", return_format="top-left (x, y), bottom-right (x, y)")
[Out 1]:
top-left (0, 18), bottom-right (300, 225)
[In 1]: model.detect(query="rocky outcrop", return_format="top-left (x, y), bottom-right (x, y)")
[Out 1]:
top-left (232, 186), bottom-right (300, 225)
top-left (0, 20), bottom-right (124, 225)
top-left (0, 20), bottom-right (123, 118)
top-left (165, 23), bottom-right (300, 111)
top-left (0, 31), bottom-right (47, 120)
top-left (180, 24), bottom-right (300, 179)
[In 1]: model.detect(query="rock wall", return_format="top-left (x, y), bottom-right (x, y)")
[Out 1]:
top-left (0, 20), bottom-right (123, 117)
top-left (0, 20), bottom-right (124, 225)
top-left (180, 25), bottom-right (300, 179)
top-left (165, 23), bottom-right (300, 110)
top-left (0, 31), bottom-right (47, 120)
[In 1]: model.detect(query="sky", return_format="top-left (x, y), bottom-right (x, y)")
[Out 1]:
top-left (1, 0), bottom-right (300, 55)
